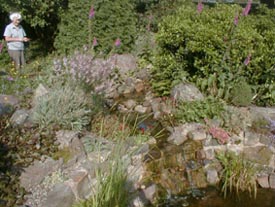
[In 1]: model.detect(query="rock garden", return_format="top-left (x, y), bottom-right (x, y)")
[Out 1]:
top-left (1, 1), bottom-right (275, 207)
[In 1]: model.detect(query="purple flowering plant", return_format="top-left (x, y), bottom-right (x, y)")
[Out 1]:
top-left (197, 1), bottom-right (203, 14)
top-left (0, 43), bottom-right (3, 54)
top-left (53, 50), bottom-right (119, 95)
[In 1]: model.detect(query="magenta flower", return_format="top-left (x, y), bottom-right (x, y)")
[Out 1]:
top-left (197, 1), bottom-right (203, 14)
top-left (92, 37), bottom-right (98, 46)
top-left (242, 0), bottom-right (252, 16)
top-left (114, 38), bottom-right (121, 47)
top-left (234, 14), bottom-right (239, 26)
top-left (89, 6), bottom-right (95, 19)
top-left (6, 76), bottom-right (14, 81)
top-left (244, 54), bottom-right (251, 66)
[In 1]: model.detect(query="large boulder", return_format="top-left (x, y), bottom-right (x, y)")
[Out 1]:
top-left (171, 83), bottom-right (204, 102)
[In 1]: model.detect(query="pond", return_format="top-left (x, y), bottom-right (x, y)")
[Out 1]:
top-left (158, 187), bottom-right (275, 207)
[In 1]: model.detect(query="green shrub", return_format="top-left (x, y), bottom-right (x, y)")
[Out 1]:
top-left (89, 0), bottom-right (137, 54)
top-left (31, 83), bottom-right (93, 131)
top-left (230, 78), bottom-right (253, 106)
top-left (217, 151), bottom-right (258, 198)
top-left (55, 0), bottom-right (137, 55)
top-left (132, 0), bottom-right (191, 32)
top-left (54, 0), bottom-right (90, 54)
top-left (174, 97), bottom-right (225, 124)
top-left (151, 4), bottom-right (275, 106)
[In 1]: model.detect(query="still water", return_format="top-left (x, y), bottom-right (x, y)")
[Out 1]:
top-left (159, 187), bottom-right (275, 207)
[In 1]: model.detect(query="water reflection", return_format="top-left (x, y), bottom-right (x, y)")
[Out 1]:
top-left (187, 187), bottom-right (275, 207)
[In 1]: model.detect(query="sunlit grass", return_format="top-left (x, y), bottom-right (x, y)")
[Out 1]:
top-left (73, 142), bottom-right (129, 207)
top-left (217, 151), bottom-right (258, 198)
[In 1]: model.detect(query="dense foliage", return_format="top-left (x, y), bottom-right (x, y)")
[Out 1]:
top-left (151, 4), bottom-right (275, 106)
top-left (55, 0), bottom-right (137, 55)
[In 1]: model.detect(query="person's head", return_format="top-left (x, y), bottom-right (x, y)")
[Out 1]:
top-left (9, 12), bottom-right (22, 26)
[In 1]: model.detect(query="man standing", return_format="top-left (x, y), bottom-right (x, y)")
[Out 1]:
top-left (3, 12), bottom-right (30, 70)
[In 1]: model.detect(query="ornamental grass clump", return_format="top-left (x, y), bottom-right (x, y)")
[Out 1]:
top-left (217, 151), bottom-right (258, 198)
top-left (32, 83), bottom-right (93, 131)
top-left (74, 142), bottom-right (129, 207)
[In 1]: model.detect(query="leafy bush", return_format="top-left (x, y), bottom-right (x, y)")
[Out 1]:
top-left (217, 151), bottom-right (258, 198)
top-left (174, 97), bottom-right (225, 124)
top-left (132, 0), bottom-right (191, 32)
top-left (55, 0), bottom-right (137, 55)
top-left (31, 83), bottom-right (93, 131)
top-left (151, 4), bottom-right (275, 105)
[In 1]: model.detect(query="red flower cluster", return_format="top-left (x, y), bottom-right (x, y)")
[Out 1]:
top-left (209, 127), bottom-right (229, 144)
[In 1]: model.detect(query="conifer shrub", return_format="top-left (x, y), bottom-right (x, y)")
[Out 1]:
top-left (54, 0), bottom-right (137, 55)
top-left (54, 0), bottom-right (90, 54)
top-left (151, 4), bottom-right (275, 106)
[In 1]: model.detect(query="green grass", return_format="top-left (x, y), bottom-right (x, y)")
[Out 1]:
top-left (74, 143), bottom-right (129, 207)
top-left (216, 151), bottom-right (258, 198)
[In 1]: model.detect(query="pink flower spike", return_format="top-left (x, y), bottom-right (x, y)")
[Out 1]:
top-left (0, 43), bottom-right (3, 53)
top-left (197, 1), bottom-right (203, 14)
top-left (114, 38), bottom-right (121, 47)
top-left (242, 0), bottom-right (252, 16)
top-left (244, 54), bottom-right (251, 66)
top-left (89, 6), bottom-right (95, 19)
top-left (234, 15), bottom-right (239, 26)
top-left (92, 37), bottom-right (98, 46)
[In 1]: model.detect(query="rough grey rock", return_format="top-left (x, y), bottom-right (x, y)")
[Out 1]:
top-left (206, 169), bottom-right (219, 185)
top-left (141, 184), bottom-right (157, 204)
top-left (0, 94), bottom-right (19, 106)
top-left (269, 173), bottom-right (275, 189)
top-left (167, 123), bottom-right (205, 145)
top-left (108, 54), bottom-right (137, 78)
top-left (243, 146), bottom-right (273, 165)
top-left (244, 130), bottom-right (262, 146)
top-left (66, 169), bottom-right (92, 200)
top-left (55, 130), bottom-right (80, 150)
top-left (41, 183), bottom-right (75, 207)
top-left (10, 109), bottom-right (30, 127)
top-left (171, 83), bottom-right (204, 102)
top-left (20, 157), bottom-right (63, 191)
top-left (257, 174), bottom-right (270, 188)
top-left (123, 99), bottom-right (137, 109)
